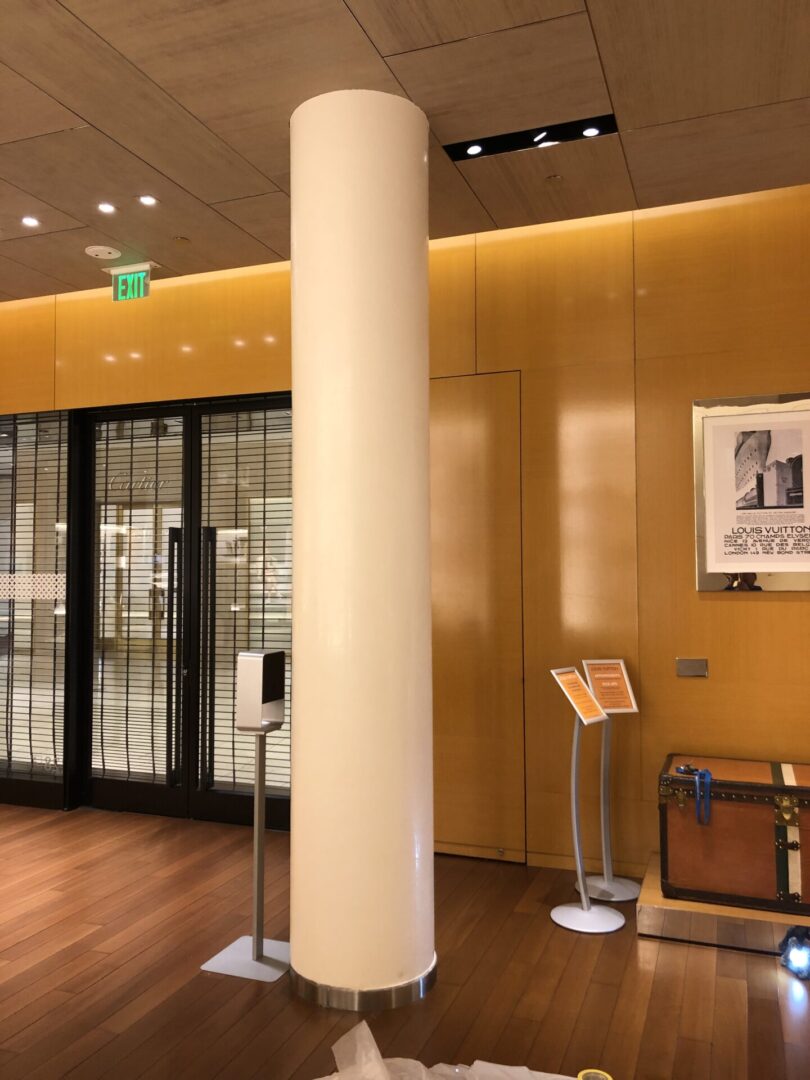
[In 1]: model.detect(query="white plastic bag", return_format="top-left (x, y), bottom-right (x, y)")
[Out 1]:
top-left (316, 1022), bottom-right (574, 1080)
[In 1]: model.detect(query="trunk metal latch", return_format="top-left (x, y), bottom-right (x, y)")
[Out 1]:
top-left (774, 794), bottom-right (800, 827)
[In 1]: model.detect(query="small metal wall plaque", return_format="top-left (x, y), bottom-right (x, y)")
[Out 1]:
top-left (676, 657), bottom-right (709, 678)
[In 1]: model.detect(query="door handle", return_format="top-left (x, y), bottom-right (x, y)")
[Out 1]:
top-left (166, 527), bottom-right (183, 785)
top-left (199, 526), bottom-right (217, 788)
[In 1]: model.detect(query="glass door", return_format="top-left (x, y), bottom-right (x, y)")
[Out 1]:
top-left (80, 395), bottom-right (292, 823)
top-left (90, 414), bottom-right (187, 814)
top-left (0, 412), bottom-right (68, 806)
top-left (193, 404), bottom-right (292, 824)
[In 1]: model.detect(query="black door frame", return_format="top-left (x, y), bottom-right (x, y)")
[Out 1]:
top-left (63, 391), bottom-right (292, 829)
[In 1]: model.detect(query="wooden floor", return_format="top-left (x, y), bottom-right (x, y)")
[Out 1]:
top-left (0, 807), bottom-right (807, 1080)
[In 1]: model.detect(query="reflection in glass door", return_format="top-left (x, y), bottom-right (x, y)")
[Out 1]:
top-left (92, 416), bottom-right (186, 811)
top-left (199, 407), bottom-right (292, 799)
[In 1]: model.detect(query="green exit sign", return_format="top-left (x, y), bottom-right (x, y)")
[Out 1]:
top-left (112, 266), bottom-right (151, 302)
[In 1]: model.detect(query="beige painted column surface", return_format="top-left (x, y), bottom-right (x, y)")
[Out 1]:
top-left (289, 89), bottom-right (435, 1006)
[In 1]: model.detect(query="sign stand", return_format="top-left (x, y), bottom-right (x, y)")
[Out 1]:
top-left (202, 651), bottom-right (291, 981)
top-left (579, 659), bottom-right (641, 903)
top-left (549, 668), bottom-right (625, 934)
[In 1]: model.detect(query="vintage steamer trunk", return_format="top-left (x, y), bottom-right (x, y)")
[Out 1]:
top-left (659, 754), bottom-right (810, 915)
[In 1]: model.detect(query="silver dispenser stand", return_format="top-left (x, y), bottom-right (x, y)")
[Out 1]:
top-left (550, 714), bottom-right (626, 934)
top-left (202, 651), bottom-right (291, 981)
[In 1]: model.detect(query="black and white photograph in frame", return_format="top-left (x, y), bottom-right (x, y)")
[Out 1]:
top-left (694, 393), bottom-right (810, 590)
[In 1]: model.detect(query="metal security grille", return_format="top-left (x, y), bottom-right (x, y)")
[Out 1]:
top-left (0, 412), bottom-right (68, 779)
top-left (92, 417), bottom-right (184, 781)
top-left (200, 407), bottom-right (292, 793)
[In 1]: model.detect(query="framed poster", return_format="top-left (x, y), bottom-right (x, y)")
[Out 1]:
top-left (694, 393), bottom-right (810, 591)
top-left (550, 667), bottom-right (607, 725)
top-left (582, 659), bottom-right (638, 714)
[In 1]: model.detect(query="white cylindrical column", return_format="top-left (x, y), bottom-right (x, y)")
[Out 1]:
top-left (289, 90), bottom-right (434, 1008)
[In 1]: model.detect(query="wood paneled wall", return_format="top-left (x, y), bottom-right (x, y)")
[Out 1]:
top-left (3, 186), bottom-right (810, 872)
top-left (634, 187), bottom-right (810, 859)
top-left (430, 372), bottom-right (525, 862)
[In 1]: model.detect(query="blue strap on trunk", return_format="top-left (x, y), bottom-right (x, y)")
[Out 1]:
top-left (694, 769), bottom-right (712, 825)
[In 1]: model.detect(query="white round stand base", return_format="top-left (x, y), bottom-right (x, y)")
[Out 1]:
top-left (575, 875), bottom-right (641, 902)
top-left (550, 903), bottom-right (625, 934)
top-left (201, 936), bottom-right (290, 982)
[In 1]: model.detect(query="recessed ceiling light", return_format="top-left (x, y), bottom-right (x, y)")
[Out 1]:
top-left (103, 354), bottom-right (116, 363)
top-left (233, 339), bottom-right (246, 347)
top-left (138, 195), bottom-right (158, 206)
top-left (21, 215), bottom-right (40, 227)
top-left (583, 127), bottom-right (600, 137)
top-left (129, 351), bottom-right (142, 359)
top-left (532, 132), bottom-right (548, 143)
top-left (466, 144), bottom-right (482, 156)
top-left (98, 202), bottom-right (116, 214)
top-left (537, 141), bottom-right (560, 148)
top-left (180, 344), bottom-right (192, 353)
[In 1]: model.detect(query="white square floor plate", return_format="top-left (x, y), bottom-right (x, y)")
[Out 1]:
top-left (201, 936), bottom-right (291, 982)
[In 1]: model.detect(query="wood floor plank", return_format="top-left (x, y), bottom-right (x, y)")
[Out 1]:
top-left (559, 979), bottom-right (618, 1078)
top-left (710, 976), bottom-right (747, 1080)
top-left (600, 936), bottom-right (659, 1080)
top-left (679, 945), bottom-right (717, 1043)
top-left (746, 954), bottom-right (788, 1080)
top-left (672, 1036), bottom-right (711, 1080)
top-left (635, 941), bottom-right (689, 1080)
top-left (526, 932), bottom-right (606, 1075)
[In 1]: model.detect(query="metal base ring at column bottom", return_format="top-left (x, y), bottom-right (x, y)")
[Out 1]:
top-left (290, 955), bottom-right (437, 1011)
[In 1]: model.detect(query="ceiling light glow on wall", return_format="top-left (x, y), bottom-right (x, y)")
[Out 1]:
top-left (21, 216), bottom-right (40, 227)
top-left (138, 195), bottom-right (158, 206)
top-left (98, 202), bottom-right (116, 214)
top-left (444, 113), bottom-right (617, 162)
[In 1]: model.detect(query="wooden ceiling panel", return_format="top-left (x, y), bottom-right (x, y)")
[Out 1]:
top-left (623, 98), bottom-right (810, 209)
top-left (0, 64), bottom-right (81, 145)
top-left (0, 128), bottom-right (282, 278)
top-left (0, 180), bottom-right (83, 240)
top-left (61, 0), bottom-right (403, 188)
top-left (0, 228), bottom-right (152, 290)
top-left (0, 253), bottom-right (73, 299)
top-left (458, 136), bottom-right (636, 229)
top-left (587, 0), bottom-right (810, 129)
top-left (428, 139), bottom-right (495, 239)
top-left (212, 193), bottom-right (291, 260)
top-left (388, 16), bottom-right (611, 145)
top-left (345, 0), bottom-right (584, 55)
top-left (0, 0), bottom-right (275, 203)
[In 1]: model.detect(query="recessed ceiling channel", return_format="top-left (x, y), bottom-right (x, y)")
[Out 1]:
top-left (443, 113), bottom-right (618, 161)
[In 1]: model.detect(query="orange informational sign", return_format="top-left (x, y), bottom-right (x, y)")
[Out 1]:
top-left (582, 659), bottom-right (638, 714)
top-left (550, 667), bottom-right (607, 725)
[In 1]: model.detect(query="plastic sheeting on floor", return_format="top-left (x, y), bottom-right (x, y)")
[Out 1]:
top-left (315, 1022), bottom-right (576, 1080)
